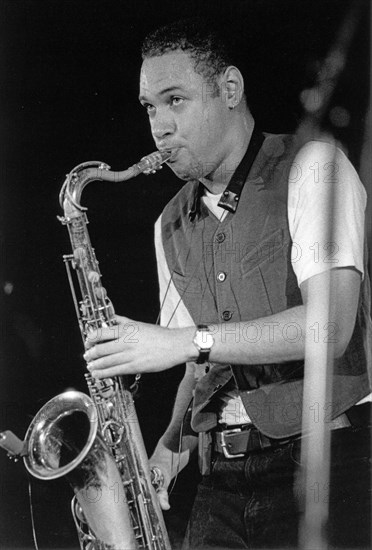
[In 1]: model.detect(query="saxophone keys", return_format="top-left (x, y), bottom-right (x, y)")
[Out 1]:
top-left (73, 246), bottom-right (87, 266)
top-left (102, 420), bottom-right (125, 447)
top-left (88, 271), bottom-right (100, 284)
top-left (73, 499), bottom-right (87, 524)
top-left (94, 286), bottom-right (107, 300)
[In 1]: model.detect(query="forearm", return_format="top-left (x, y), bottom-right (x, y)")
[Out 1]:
top-left (177, 305), bottom-right (307, 366)
top-left (179, 269), bottom-right (357, 367)
top-left (150, 434), bottom-right (198, 485)
top-left (209, 305), bottom-right (307, 364)
top-left (149, 366), bottom-right (198, 483)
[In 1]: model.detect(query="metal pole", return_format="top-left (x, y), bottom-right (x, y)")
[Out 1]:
top-left (297, 4), bottom-right (363, 548)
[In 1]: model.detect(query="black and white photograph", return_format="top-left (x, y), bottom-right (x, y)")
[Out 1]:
top-left (0, 1), bottom-right (370, 549)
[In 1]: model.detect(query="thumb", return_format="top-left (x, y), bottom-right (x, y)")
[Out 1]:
top-left (115, 314), bottom-right (132, 325)
top-left (157, 487), bottom-right (170, 511)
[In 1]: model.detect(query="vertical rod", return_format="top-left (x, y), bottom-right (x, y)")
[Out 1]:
top-left (298, 3), bottom-right (364, 547)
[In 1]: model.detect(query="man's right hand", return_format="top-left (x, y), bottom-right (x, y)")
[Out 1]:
top-left (156, 486), bottom-right (171, 510)
top-left (149, 433), bottom-right (197, 511)
top-left (151, 464), bottom-right (172, 510)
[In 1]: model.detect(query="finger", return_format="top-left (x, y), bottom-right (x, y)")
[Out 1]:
top-left (157, 488), bottom-right (170, 511)
top-left (114, 314), bottom-right (131, 324)
top-left (85, 322), bottom-right (139, 349)
top-left (86, 349), bottom-right (132, 370)
top-left (84, 339), bottom-right (125, 362)
top-left (85, 325), bottom-right (121, 346)
top-left (90, 364), bottom-right (135, 379)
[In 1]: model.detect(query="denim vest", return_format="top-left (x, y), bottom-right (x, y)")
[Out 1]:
top-left (161, 134), bottom-right (372, 438)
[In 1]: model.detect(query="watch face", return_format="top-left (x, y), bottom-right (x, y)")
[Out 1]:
top-left (195, 330), bottom-right (214, 350)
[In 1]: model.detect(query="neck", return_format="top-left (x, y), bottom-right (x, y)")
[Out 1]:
top-left (199, 112), bottom-right (255, 195)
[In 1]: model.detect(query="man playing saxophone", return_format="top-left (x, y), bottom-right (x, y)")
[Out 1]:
top-left (84, 18), bottom-right (371, 550)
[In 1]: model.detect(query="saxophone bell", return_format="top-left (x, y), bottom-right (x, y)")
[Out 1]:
top-left (23, 390), bottom-right (136, 549)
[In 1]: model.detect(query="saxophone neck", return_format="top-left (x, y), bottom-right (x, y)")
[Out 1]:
top-left (59, 161), bottom-right (110, 215)
top-left (59, 150), bottom-right (171, 215)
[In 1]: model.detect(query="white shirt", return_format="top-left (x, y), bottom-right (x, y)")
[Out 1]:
top-left (288, 141), bottom-right (365, 285)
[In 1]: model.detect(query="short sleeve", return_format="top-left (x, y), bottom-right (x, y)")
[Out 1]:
top-left (287, 141), bottom-right (366, 286)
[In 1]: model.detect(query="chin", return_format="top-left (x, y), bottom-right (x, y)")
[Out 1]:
top-left (172, 170), bottom-right (192, 181)
top-left (169, 164), bottom-right (196, 181)
top-left (167, 151), bottom-right (202, 181)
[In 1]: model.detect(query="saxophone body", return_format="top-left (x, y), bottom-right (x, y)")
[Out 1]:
top-left (4, 151), bottom-right (172, 550)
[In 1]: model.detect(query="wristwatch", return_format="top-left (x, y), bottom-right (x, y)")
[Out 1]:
top-left (193, 324), bottom-right (215, 364)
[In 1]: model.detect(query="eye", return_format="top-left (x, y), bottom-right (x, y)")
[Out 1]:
top-left (171, 97), bottom-right (184, 107)
top-left (142, 103), bottom-right (155, 114)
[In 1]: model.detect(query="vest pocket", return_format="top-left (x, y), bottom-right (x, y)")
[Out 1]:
top-left (240, 228), bottom-right (290, 315)
top-left (171, 270), bottom-right (202, 295)
top-left (240, 228), bottom-right (285, 276)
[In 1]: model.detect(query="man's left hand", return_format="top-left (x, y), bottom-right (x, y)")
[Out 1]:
top-left (83, 315), bottom-right (195, 378)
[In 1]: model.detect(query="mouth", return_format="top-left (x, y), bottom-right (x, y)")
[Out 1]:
top-left (159, 148), bottom-right (179, 163)
top-left (168, 149), bottom-right (181, 163)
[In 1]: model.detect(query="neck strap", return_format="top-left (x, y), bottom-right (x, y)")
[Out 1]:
top-left (217, 127), bottom-right (265, 213)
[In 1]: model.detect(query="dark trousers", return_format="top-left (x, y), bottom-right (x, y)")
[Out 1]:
top-left (183, 424), bottom-right (371, 549)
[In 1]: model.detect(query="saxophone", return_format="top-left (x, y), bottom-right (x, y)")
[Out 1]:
top-left (0, 151), bottom-right (172, 550)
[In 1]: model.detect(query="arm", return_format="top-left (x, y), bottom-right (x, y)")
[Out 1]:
top-left (210, 267), bottom-right (361, 364)
top-left (84, 265), bottom-right (360, 375)
top-left (149, 363), bottom-right (198, 509)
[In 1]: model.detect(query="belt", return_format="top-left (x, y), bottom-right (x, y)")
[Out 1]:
top-left (213, 406), bottom-right (367, 459)
top-left (214, 426), bottom-right (284, 458)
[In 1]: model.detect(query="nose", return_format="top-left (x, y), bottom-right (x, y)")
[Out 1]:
top-left (150, 108), bottom-right (176, 141)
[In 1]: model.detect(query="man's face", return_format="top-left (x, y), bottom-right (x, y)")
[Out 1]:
top-left (139, 50), bottom-right (231, 181)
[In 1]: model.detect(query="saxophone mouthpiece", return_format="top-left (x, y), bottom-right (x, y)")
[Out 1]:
top-left (137, 150), bottom-right (172, 175)
top-left (158, 150), bottom-right (172, 161)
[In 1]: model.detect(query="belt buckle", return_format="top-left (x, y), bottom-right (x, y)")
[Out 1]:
top-left (220, 428), bottom-right (245, 458)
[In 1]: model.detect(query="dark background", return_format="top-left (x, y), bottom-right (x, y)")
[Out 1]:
top-left (0, 1), bottom-right (370, 548)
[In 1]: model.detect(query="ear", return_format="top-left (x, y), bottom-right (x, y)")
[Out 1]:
top-left (222, 66), bottom-right (244, 110)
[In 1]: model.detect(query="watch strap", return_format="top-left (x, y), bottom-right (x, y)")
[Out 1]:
top-left (195, 324), bottom-right (212, 364)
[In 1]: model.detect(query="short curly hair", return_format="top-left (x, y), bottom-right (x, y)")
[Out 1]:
top-left (141, 18), bottom-right (234, 96)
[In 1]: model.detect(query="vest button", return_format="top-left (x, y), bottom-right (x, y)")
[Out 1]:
top-left (217, 271), bottom-right (226, 282)
top-left (213, 384), bottom-right (222, 393)
top-left (222, 310), bottom-right (232, 321)
top-left (216, 232), bottom-right (225, 243)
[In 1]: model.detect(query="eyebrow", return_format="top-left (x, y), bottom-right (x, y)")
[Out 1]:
top-left (139, 85), bottom-right (184, 103)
